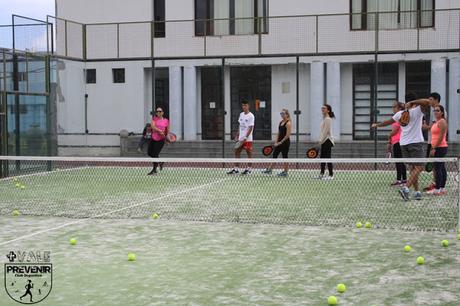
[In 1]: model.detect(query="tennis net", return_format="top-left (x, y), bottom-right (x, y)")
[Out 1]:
top-left (0, 156), bottom-right (458, 231)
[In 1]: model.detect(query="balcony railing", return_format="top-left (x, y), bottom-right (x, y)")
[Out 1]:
top-left (1, 9), bottom-right (459, 60)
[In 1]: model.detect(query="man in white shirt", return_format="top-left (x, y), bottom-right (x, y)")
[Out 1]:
top-left (227, 100), bottom-right (255, 175)
top-left (372, 94), bottom-right (436, 201)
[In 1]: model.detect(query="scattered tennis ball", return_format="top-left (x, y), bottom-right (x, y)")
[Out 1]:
top-left (69, 238), bottom-right (77, 245)
top-left (365, 222), bottom-right (372, 229)
top-left (441, 240), bottom-right (449, 247)
top-left (12, 209), bottom-right (20, 217)
top-left (327, 295), bottom-right (338, 305)
top-left (404, 245), bottom-right (412, 252)
top-left (20, 185), bottom-right (25, 189)
top-left (356, 222), bottom-right (363, 228)
top-left (151, 213), bottom-right (159, 219)
top-left (128, 253), bottom-right (136, 261)
top-left (15, 183), bottom-right (20, 188)
top-left (336, 283), bottom-right (346, 293)
top-left (457, 234), bottom-right (460, 240)
top-left (416, 256), bottom-right (425, 265)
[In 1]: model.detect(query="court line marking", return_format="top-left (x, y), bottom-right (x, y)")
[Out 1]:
top-left (0, 166), bottom-right (88, 182)
top-left (0, 177), bottom-right (228, 246)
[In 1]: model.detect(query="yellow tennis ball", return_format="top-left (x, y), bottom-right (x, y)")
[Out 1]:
top-left (336, 283), bottom-right (346, 293)
top-left (356, 222), bottom-right (363, 228)
top-left (20, 185), bottom-right (25, 189)
top-left (365, 222), bottom-right (372, 229)
top-left (441, 240), bottom-right (449, 247)
top-left (12, 209), bottom-right (20, 217)
top-left (457, 234), bottom-right (460, 240)
top-left (151, 213), bottom-right (159, 219)
top-left (416, 256), bottom-right (425, 265)
top-left (404, 245), bottom-right (412, 252)
top-left (69, 238), bottom-right (77, 245)
top-left (327, 295), bottom-right (338, 305)
top-left (128, 253), bottom-right (136, 261)
top-left (15, 183), bottom-right (20, 188)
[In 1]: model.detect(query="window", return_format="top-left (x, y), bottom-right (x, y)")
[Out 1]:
top-left (85, 69), bottom-right (96, 84)
top-left (195, 0), bottom-right (268, 36)
top-left (112, 68), bottom-right (125, 83)
top-left (154, 0), bottom-right (165, 37)
top-left (351, 0), bottom-right (434, 30)
top-left (352, 63), bottom-right (398, 140)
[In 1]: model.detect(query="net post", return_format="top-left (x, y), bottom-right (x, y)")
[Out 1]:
top-left (457, 158), bottom-right (460, 230)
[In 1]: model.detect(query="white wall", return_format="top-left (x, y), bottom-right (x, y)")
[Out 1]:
top-left (57, 60), bottom-right (152, 150)
top-left (271, 63), bottom-right (309, 139)
top-left (56, 0), bottom-right (152, 23)
top-left (56, 59), bottom-right (85, 133)
top-left (269, 0), bottom-right (349, 16)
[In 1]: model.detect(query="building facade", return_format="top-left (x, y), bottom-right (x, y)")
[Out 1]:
top-left (54, 0), bottom-right (460, 156)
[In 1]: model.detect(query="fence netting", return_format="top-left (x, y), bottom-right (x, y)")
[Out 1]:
top-left (1, 156), bottom-right (458, 231)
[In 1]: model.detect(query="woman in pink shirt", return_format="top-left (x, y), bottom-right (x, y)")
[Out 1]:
top-left (427, 105), bottom-right (448, 195)
top-left (388, 102), bottom-right (407, 186)
top-left (147, 106), bottom-right (169, 175)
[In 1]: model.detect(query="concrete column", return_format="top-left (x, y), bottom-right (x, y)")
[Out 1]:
top-left (183, 66), bottom-right (197, 140)
top-left (398, 62), bottom-right (406, 102)
top-left (327, 62), bottom-right (340, 140)
top-left (448, 58), bottom-right (460, 142)
top-left (431, 59), bottom-right (447, 101)
top-left (169, 66), bottom-right (182, 139)
top-left (310, 61), bottom-right (324, 141)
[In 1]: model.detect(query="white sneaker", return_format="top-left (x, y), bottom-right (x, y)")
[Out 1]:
top-left (322, 175), bottom-right (334, 180)
top-left (315, 174), bottom-right (324, 179)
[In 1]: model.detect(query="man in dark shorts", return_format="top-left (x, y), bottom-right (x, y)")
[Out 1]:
top-left (372, 93), bottom-right (437, 201)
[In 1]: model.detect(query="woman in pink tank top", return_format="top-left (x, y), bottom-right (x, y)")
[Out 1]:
top-left (387, 102), bottom-right (407, 186)
top-left (147, 106), bottom-right (169, 175)
top-left (428, 105), bottom-right (448, 195)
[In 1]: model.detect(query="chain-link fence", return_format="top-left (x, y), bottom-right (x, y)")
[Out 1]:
top-left (0, 156), bottom-right (458, 231)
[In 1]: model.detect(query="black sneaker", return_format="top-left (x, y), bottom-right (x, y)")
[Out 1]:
top-left (147, 169), bottom-right (157, 175)
top-left (241, 169), bottom-right (251, 175)
top-left (227, 169), bottom-right (239, 175)
top-left (159, 162), bottom-right (164, 171)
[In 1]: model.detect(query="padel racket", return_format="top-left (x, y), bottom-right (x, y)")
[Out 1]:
top-left (425, 162), bottom-right (433, 173)
top-left (234, 140), bottom-right (245, 150)
top-left (385, 151), bottom-right (392, 164)
top-left (306, 147), bottom-right (319, 159)
top-left (166, 132), bottom-right (177, 143)
top-left (262, 145), bottom-right (274, 157)
top-left (399, 110), bottom-right (410, 127)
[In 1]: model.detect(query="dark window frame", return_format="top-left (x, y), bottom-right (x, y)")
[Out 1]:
top-left (85, 69), bottom-right (96, 84)
top-left (154, 0), bottom-right (166, 37)
top-left (112, 68), bottom-right (125, 84)
top-left (350, 0), bottom-right (435, 30)
top-left (194, 0), bottom-right (268, 36)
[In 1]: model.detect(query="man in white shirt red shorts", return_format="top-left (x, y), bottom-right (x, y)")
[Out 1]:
top-left (227, 100), bottom-right (255, 175)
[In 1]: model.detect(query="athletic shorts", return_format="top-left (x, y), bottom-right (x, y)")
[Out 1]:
top-left (242, 141), bottom-right (253, 151)
top-left (401, 142), bottom-right (425, 165)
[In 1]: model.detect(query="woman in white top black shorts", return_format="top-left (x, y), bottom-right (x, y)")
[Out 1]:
top-left (262, 108), bottom-right (292, 176)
